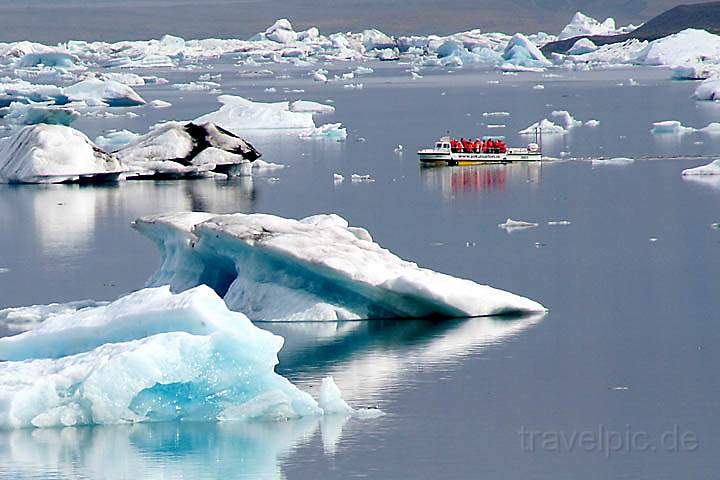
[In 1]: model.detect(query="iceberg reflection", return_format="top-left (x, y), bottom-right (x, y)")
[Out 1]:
top-left (0, 417), bottom-right (351, 480)
top-left (268, 313), bottom-right (545, 405)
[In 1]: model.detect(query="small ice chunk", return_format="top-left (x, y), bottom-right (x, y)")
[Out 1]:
top-left (498, 218), bottom-right (539, 232)
top-left (64, 77), bottom-right (146, 107)
top-left (650, 120), bottom-right (696, 135)
top-left (333, 173), bottom-right (344, 183)
top-left (592, 157), bottom-right (634, 166)
top-left (547, 220), bottom-right (572, 226)
top-left (351, 174), bottom-right (374, 182)
top-left (150, 99), bottom-right (172, 108)
top-left (252, 159), bottom-right (285, 170)
top-left (551, 110), bottom-right (582, 128)
top-left (533, 84), bottom-right (545, 90)
top-left (482, 112), bottom-right (510, 117)
top-left (586, 119), bottom-right (600, 127)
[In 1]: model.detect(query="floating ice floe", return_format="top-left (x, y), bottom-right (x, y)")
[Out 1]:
top-left (650, 120), bottom-right (696, 135)
top-left (64, 77), bottom-right (146, 107)
top-left (195, 95), bottom-right (347, 139)
top-left (351, 174), bottom-right (374, 182)
top-left (333, 173), bottom-right (344, 183)
top-left (498, 218), bottom-right (539, 232)
top-left (134, 212), bottom-right (546, 320)
top-left (116, 122), bottom-right (261, 178)
top-left (547, 220), bottom-right (572, 226)
top-left (0, 124), bottom-right (123, 183)
top-left (0, 285), bottom-right (378, 428)
top-left (682, 159), bottom-right (720, 175)
top-left (591, 157), bottom-right (634, 166)
top-left (150, 99), bottom-right (172, 108)
top-left (700, 122), bottom-right (720, 134)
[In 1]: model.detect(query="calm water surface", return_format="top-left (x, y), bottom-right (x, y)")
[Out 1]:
top-left (0, 63), bottom-right (719, 479)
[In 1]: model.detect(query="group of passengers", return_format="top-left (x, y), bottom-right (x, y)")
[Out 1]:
top-left (450, 138), bottom-right (507, 154)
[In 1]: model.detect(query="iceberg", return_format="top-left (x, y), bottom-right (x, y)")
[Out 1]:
top-left (133, 212), bottom-right (546, 321)
top-left (693, 76), bottom-right (720, 100)
top-left (0, 285), bottom-right (379, 428)
top-left (650, 120), bottom-right (695, 135)
top-left (18, 51), bottom-right (78, 68)
top-left (0, 79), bottom-right (67, 107)
top-left (567, 38), bottom-right (598, 55)
top-left (0, 102), bottom-right (79, 126)
top-left (636, 29), bottom-right (720, 67)
top-left (519, 118), bottom-right (567, 135)
top-left (64, 77), bottom-right (146, 107)
top-left (0, 124), bottom-right (123, 184)
top-left (498, 218), bottom-right (539, 232)
top-left (502, 34), bottom-right (551, 68)
top-left (116, 122), bottom-right (260, 177)
top-left (551, 110), bottom-right (583, 128)
top-left (557, 12), bottom-right (620, 41)
top-left (195, 95), bottom-right (346, 138)
top-left (289, 100), bottom-right (335, 114)
top-left (94, 129), bottom-right (140, 151)
top-left (682, 159), bottom-right (720, 175)
top-left (672, 63), bottom-right (720, 80)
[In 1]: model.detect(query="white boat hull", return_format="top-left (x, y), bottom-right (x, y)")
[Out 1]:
top-left (417, 149), bottom-right (542, 165)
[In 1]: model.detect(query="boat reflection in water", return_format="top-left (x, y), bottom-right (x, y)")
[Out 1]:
top-left (420, 163), bottom-right (542, 199)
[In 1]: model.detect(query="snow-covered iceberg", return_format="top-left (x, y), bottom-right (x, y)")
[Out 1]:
top-left (194, 95), bottom-right (347, 139)
top-left (557, 12), bottom-right (624, 41)
top-left (64, 77), bottom-right (146, 107)
top-left (635, 29), bottom-right (720, 67)
top-left (0, 285), bottom-right (377, 428)
top-left (134, 212), bottom-right (546, 321)
top-left (682, 159), bottom-right (720, 175)
top-left (116, 122), bottom-right (261, 178)
top-left (0, 124), bottom-right (123, 183)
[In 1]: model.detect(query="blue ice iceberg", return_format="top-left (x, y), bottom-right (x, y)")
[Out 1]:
top-left (502, 33), bottom-right (551, 69)
top-left (0, 285), bottom-right (374, 428)
top-left (133, 212), bottom-right (546, 321)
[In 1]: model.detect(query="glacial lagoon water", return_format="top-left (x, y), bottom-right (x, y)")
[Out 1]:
top-left (1, 63), bottom-right (720, 478)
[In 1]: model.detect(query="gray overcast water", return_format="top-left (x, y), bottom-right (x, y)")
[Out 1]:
top-left (0, 61), bottom-right (719, 478)
top-left (0, 0), bottom-right (712, 43)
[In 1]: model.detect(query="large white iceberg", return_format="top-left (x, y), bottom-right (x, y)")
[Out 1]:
top-left (133, 212), bottom-right (546, 321)
top-left (0, 124), bottom-right (123, 183)
top-left (0, 285), bottom-right (376, 428)
top-left (682, 159), bottom-right (720, 175)
top-left (636, 29), bottom-right (720, 66)
top-left (195, 95), bottom-right (346, 139)
top-left (557, 12), bottom-right (621, 40)
top-left (64, 77), bottom-right (146, 107)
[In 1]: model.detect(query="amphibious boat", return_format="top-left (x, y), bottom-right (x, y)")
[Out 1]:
top-left (418, 136), bottom-right (542, 165)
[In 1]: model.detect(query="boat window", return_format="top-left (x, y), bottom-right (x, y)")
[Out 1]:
top-left (435, 143), bottom-right (442, 148)
top-left (442, 143), bottom-right (450, 149)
